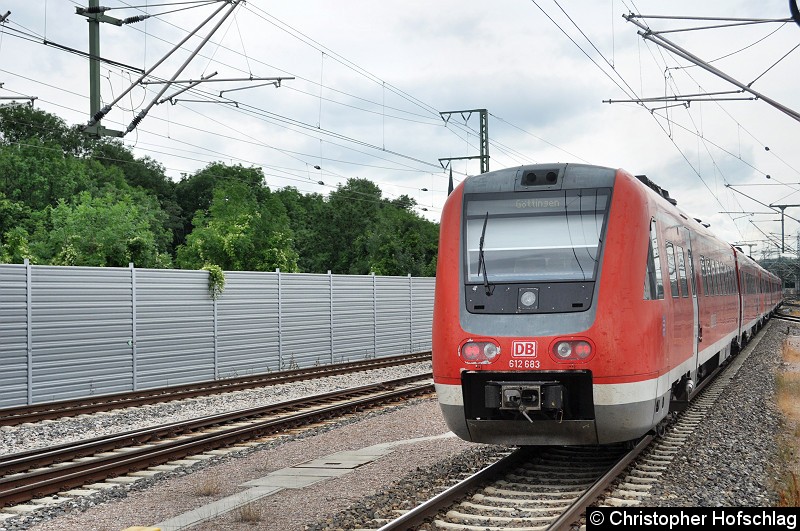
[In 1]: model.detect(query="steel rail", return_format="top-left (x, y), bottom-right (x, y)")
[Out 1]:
top-left (774, 312), bottom-right (800, 323)
top-left (0, 376), bottom-right (433, 508)
top-left (0, 374), bottom-right (430, 473)
top-left (376, 447), bottom-right (532, 531)
top-left (0, 351), bottom-right (430, 426)
top-left (548, 435), bottom-right (653, 530)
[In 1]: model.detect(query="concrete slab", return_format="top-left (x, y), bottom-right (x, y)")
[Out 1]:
top-left (150, 464), bottom-right (181, 472)
top-left (165, 460), bottom-right (203, 467)
top-left (84, 482), bottom-right (120, 490)
top-left (153, 486), bottom-right (282, 531)
top-left (205, 448), bottom-right (240, 456)
top-left (31, 496), bottom-right (72, 505)
top-left (239, 475), bottom-right (328, 489)
top-left (61, 489), bottom-right (98, 497)
top-left (182, 454), bottom-right (215, 461)
top-left (104, 476), bottom-right (143, 485)
top-left (263, 467), bottom-right (351, 478)
top-left (325, 449), bottom-right (393, 458)
top-left (128, 470), bottom-right (162, 478)
top-left (294, 458), bottom-right (371, 469)
top-left (148, 432), bottom-right (456, 531)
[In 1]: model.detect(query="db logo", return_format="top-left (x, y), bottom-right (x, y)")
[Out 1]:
top-left (511, 341), bottom-right (537, 357)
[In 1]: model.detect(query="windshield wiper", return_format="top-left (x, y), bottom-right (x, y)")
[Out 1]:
top-left (477, 211), bottom-right (494, 296)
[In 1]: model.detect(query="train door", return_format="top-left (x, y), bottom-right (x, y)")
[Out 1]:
top-left (682, 228), bottom-right (700, 378)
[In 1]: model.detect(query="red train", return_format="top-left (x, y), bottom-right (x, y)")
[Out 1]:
top-left (432, 163), bottom-right (781, 445)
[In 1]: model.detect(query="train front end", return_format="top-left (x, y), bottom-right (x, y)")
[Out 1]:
top-left (433, 163), bottom-right (658, 445)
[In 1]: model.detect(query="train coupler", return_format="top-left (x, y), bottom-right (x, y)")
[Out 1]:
top-left (484, 381), bottom-right (565, 414)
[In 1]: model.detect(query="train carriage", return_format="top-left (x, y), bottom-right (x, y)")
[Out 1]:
top-left (432, 163), bottom-right (781, 446)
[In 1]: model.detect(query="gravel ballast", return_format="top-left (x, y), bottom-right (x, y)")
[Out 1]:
top-left (647, 321), bottom-right (787, 507)
top-left (0, 323), bottom-right (793, 531)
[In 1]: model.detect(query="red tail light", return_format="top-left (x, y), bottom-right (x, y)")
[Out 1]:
top-left (550, 339), bottom-right (594, 362)
top-left (459, 340), bottom-right (501, 365)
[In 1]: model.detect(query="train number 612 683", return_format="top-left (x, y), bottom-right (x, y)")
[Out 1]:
top-left (509, 359), bottom-right (540, 369)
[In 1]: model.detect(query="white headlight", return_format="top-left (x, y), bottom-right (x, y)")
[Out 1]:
top-left (483, 343), bottom-right (499, 359)
top-left (555, 342), bottom-right (572, 358)
top-left (520, 290), bottom-right (537, 307)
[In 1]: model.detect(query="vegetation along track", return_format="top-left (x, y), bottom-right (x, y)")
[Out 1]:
top-left (0, 374), bottom-right (433, 509)
top-left (0, 351), bottom-right (431, 426)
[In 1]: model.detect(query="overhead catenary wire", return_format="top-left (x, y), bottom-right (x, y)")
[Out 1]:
top-left (4, 0), bottom-right (584, 194)
top-left (4, 1), bottom-right (797, 233)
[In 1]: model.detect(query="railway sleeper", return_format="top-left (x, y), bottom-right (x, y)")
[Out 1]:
top-left (459, 501), bottom-right (556, 515)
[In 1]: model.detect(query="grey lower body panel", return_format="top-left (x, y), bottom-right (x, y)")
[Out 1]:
top-left (440, 396), bottom-right (665, 446)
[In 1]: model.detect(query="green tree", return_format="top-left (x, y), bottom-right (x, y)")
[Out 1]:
top-left (31, 189), bottom-right (172, 268)
top-left (91, 140), bottom-right (182, 254)
top-left (0, 227), bottom-right (34, 264)
top-left (0, 141), bottom-right (108, 213)
top-left (316, 178), bottom-right (383, 274)
top-left (174, 162), bottom-right (270, 249)
top-left (274, 186), bottom-right (327, 272)
top-left (0, 104), bottom-right (89, 156)
top-left (366, 200), bottom-right (439, 276)
top-left (176, 180), bottom-right (298, 272)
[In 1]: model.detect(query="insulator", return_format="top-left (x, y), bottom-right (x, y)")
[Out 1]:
top-left (85, 6), bottom-right (111, 13)
top-left (126, 112), bottom-right (145, 133)
top-left (123, 15), bottom-right (149, 24)
top-left (92, 105), bottom-right (111, 123)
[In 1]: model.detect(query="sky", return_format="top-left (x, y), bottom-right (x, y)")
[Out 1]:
top-left (1, 1), bottom-right (799, 258)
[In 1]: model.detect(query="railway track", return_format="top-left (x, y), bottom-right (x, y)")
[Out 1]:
top-left (368, 323), bottom-right (774, 530)
top-left (0, 351), bottom-right (430, 426)
top-left (375, 439), bottom-right (650, 531)
top-left (0, 374), bottom-right (434, 509)
top-left (774, 311), bottom-right (800, 324)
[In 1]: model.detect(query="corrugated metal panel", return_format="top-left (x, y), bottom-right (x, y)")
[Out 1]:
top-left (0, 264), bottom-right (29, 407)
top-left (30, 266), bottom-right (133, 403)
top-left (375, 276), bottom-right (412, 357)
top-left (281, 273), bottom-right (332, 368)
top-left (216, 271), bottom-right (280, 377)
top-left (0, 265), bottom-right (435, 405)
top-left (412, 277), bottom-right (435, 352)
top-left (136, 269), bottom-right (214, 388)
top-left (332, 275), bottom-right (375, 362)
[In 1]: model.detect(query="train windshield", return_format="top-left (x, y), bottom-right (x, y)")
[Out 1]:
top-left (464, 188), bottom-right (611, 283)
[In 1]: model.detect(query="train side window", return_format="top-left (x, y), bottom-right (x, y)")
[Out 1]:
top-left (709, 260), bottom-right (716, 296)
top-left (721, 264), bottom-right (727, 295)
top-left (725, 266), bottom-right (731, 295)
top-left (708, 259), bottom-right (715, 296)
top-left (700, 256), bottom-right (708, 296)
top-left (665, 242), bottom-right (679, 298)
top-left (676, 246), bottom-right (689, 297)
top-left (644, 219), bottom-right (664, 300)
top-left (727, 266), bottom-right (732, 294)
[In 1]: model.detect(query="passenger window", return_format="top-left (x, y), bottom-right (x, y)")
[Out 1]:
top-left (676, 246), bottom-right (689, 297)
top-left (700, 256), bottom-right (709, 296)
top-left (665, 242), bottom-right (679, 298)
top-left (644, 219), bottom-right (664, 300)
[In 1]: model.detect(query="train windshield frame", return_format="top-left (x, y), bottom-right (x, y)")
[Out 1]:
top-left (463, 188), bottom-right (612, 284)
